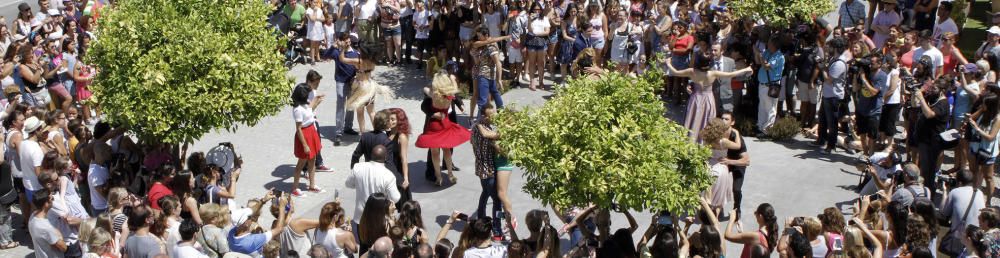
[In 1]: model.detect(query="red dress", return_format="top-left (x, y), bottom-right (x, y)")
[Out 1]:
top-left (415, 106), bottom-right (471, 148)
top-left (293, 124), bottom-right (322, 159)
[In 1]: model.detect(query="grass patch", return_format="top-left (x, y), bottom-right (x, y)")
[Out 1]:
top-left (957, 0), bottom-right (990, 58)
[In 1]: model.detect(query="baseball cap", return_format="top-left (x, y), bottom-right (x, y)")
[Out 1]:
top-left (47, 9), bottom-right (60, 16)
top-left (22, 117), bottom-right (45, 135)
top-left (962, 63), bottom-right (980, 74)
top-left (230, 207), bottom-right (254, 227)
top-left (18, 3), bottom-right (30, 12)
top-left (990, 26), bottom-right (1000, 36)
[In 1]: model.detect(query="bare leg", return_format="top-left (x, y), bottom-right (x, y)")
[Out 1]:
top-left (987, 164), bottom-right (996, 201)
top-left (293, 158), bottom-right (306, 192)
top-left (366, 103), bottom-right (376, 126)
top-left (307, 158), bottom-right (316, 190)
top-left (497, 170), bottom-right (513, 214)
top-left (394, 36), bottom-right (402, 62)
top-left (356, 107), bottom-right (367, 132)
top-left (443, 148), bottom-right (457, 183)
top-left (430, 148), bottom-right (443, 186)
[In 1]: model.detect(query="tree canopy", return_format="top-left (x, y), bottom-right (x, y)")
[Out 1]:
top-left (87, 0), bottom-right (291, 144)
top-left (728, 0), bottom-right (836, 28)
top-left (496, 68), bottom-right (713, 213)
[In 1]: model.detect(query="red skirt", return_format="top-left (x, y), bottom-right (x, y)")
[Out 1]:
top-left (293, 124), bottom-right (322, 159)
top-left (415, 116), bottom-right (471, 149)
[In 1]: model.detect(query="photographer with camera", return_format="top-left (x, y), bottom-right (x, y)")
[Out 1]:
top-left (793, 28), bottom-right (823, 131)
top-left (889, 163), bottom-right (929, 207)
top-left (754, 37), bottom-right (785, 136)
top-left (859, 151), bottom-right (902, 196)
top-left (912, 77), bottom-right (952, 201)
top-left (814, 37), bottom-right (850, 153)
top-left (852, 53), bottom-right (887, 157)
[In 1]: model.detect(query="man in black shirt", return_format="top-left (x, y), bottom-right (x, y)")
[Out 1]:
top-left (913, 78), bottom-right (951, 200)
top-left (720, 111), bottom-right (750, 218)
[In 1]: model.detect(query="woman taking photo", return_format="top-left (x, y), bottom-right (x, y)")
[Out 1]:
top-left (397, 200), bottom-right (428, 246)
top-left (201, 164), bottom-right (240, 206)
top-left (525, 1), bottom-right (550, 90)
top-left (386, 108), bottom-right (413, 203)
top-left (290, 84), bottom-right (322, 197)
top-left (609, 10), bottom-right (644, 73)
top-left (966, 90), bottom-right (1000, 200)
top-left (415, 72), bottom-right (470, 186)
top-left (724, 203), bottom-right (779, 257)
top-left (315, 201), bottom-right (357, 258)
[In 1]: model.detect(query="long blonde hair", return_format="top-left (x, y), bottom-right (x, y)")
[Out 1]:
top-left (431, 71), bottom-right (460, 109)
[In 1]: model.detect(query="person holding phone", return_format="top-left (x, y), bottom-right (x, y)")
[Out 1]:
top-left (725, 203), bottom-right (779, 258)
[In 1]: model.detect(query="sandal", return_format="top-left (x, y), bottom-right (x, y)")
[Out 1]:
top-left (307, 187), bottom-right (326, 194)
top-left (435, 178), bottom-right (443, 187)
top-left (449, 173), bottom-right (458, 184)
top-left (1, 242), bottom-right (19, 249)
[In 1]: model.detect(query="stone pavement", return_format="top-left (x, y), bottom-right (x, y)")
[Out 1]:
top-left (0, 60), bottom-right (868, 257)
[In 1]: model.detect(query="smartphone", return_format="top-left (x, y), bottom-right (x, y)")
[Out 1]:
top-left (456, 213), bottom-right (469, 221)
top-left (272, 189), bottom-right (283, 207)
top-left (833, 238), bottom-right (844, 251)
top-left (657, 211), bottom-right (673, 226)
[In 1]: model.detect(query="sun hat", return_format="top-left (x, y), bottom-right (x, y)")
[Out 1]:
top-left (22, 117), bottom-right (45, 135)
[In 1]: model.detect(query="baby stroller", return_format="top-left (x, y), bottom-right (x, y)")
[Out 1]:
top-left (268, 8), bottom-right (312, 67)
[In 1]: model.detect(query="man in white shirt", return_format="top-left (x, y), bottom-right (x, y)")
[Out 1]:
top-left (174, 220), bottom-right (210, 258)
top-left (345, 145), bottom-right (400, 223)
top-left (933, 1), bottom-right (958, 44)
top-left (29, 189), bottom-right (66, 258)
top-left (912, 30), bottom-right (944, 78)
top-left (19, 117), bottom-right (45, 204)
top-left (355, 0), bottom-right (379, 44)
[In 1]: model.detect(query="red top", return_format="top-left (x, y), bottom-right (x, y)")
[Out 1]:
top-left (900, 50), bottom-right (915, 71)
top-left (941, 48), bottom-right (958, 76)
top-left (671, 35), bottom-right (694, 55)
top-left (147, 182), bottom-right (174, 210)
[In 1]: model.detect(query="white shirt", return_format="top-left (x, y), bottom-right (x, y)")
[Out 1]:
top-left (173, 242), bottom-right (210, 258)
top-left (414, 10), bottom-right (431, 39)
top-left (293, 105), bottom-right (317, 128)
top-left (87, 163), bottom-right (110, 210)
top-left (314, 228), bottom-right (349, 258)
top-left (18, 139), bottom-right (44, 191)
top-left (463, 244), bottom-right (508, 258)
top-left (885, 68), bottom-right (902, 104)
top-left (530, 17), bottom-right (550, 36)
top-left (913, 46), bottom-right (944, 77)
top-left (933, 18), bottom-right (959, 43)
top-left (344, 161), bottom-right (400, 222)
top-left (357, 0), bottom-right (379, 20)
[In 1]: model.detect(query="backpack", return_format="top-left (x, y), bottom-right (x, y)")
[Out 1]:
top-left (0, 162), bottom-right (17, 205)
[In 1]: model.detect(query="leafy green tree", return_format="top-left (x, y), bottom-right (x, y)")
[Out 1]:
top-left (728, 0), bottom-right (835, 28)
top-left (496, 67), bottom-right (713, 213)
top-left (87, 0), bottom-right (291, 144)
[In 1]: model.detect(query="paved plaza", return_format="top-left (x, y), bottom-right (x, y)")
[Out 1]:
top-left (0, 62), bottom-right (868, 257)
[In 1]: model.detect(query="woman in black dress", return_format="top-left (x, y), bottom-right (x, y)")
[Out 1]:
top-left (385, 107), bottom-right (413, 204)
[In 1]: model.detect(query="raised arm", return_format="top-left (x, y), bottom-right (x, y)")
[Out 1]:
top-left (665, 57), bottom-right (694, 77)
top-left (725, 209), bottom-right (759, 244)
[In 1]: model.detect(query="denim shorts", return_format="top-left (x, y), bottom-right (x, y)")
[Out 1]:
top-left (382, 26), bottom-right (401, 37)
top-left (526, 44), bottom-right (547, 51)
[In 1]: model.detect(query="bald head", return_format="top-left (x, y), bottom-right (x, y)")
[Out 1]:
top-left (372, 145), bottom-right (387, 163)
top-left (371, 236), bottom-right (394, 257)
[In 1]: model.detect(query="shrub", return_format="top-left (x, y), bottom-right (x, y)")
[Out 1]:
top-left (767, 116), bottom-right (801, 141)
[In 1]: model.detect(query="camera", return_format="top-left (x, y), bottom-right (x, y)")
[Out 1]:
top-left (848, 58), bottom-right (871, 75)
top-left (900, 73), bottom-right (920, 93)
top-left (625, 41), bottom-right (639, 55)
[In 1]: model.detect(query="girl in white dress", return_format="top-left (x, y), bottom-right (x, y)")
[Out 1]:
top-left (306, 0), bottom-right (326, 63)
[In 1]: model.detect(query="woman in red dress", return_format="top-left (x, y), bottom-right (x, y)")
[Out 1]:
top-left (291, 85), bottom-right (323, 197)
top-left (416, 71), bottom-right (470, 186)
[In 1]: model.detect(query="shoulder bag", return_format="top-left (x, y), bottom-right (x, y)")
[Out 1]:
top-left (938, 187), bottom-right (978, 256)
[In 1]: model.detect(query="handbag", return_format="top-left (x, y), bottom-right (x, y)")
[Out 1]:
top-left (938, 187), bottom-right (978, 256)
top-left (765, 68), bottom-right (781, 98)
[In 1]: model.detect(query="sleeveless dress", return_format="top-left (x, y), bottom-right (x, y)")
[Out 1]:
top-left (708, 147), bottom-right (732, 210)
top-left (60, 176), bottom-right (90, 219)
top-left (739, 230), bottom-right (768, 258)
top-left (558, 24), bottom-right (578, 64)
top-left (315, 228), bottom-right (348, 258)
top-left (415, 105), bottom-right (471, 148)
top-left (684, 81), bottom-right (716, 141)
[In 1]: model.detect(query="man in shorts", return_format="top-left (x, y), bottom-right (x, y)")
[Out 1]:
top-left (506, 6), bottom-right (527, 87)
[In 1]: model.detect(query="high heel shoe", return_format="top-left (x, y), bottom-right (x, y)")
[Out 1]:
top-left (449, 173), bottom-right (458, 184)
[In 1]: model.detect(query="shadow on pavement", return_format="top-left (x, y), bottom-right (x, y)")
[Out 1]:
top-left (405, 161), bottom-right (457, 193)
top-left (374, 68), bottom-right (431, 101)
top-left (263, 164), bottom-right (298, 192)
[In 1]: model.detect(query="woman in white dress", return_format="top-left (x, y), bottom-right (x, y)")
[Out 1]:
top-left (699, 118), bottom-right (742, 217)
top-left (306, 0), bottom-right (326, 63)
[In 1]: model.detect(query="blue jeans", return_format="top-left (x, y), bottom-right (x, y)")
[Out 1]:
top-left (477, 176), bottom-right (503, 236)
top-left (336, 81), bottom-right (355, 136)
top-left (476, 76), bottom-right (503, 118)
